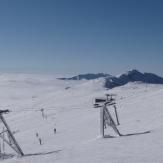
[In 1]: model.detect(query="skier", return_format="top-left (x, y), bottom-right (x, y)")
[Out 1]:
top-left (54, 128), bottom-right (56, 134)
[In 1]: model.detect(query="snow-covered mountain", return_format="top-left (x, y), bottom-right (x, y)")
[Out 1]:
top-left (59, 70), bottom-right (163, 89)
top-left (105, 69), bottom-right (163, 88)
top-left (58, 73), bottom-right (112, 80)
top-left (0, 73), bottom-right (163, 163)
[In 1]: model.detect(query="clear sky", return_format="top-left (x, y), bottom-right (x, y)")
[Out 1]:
top-left (0, 0), bottom-right (163, 76)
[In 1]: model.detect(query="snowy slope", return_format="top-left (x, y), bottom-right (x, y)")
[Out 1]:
top-left (0, 74), bottom-right (163, 163)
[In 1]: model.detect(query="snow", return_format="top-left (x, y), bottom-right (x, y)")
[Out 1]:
top-left (0, 73), bottom-right (163, 162)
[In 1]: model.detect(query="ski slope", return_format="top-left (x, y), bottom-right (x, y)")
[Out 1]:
top-left (0, 74), bottom-right (163, 163)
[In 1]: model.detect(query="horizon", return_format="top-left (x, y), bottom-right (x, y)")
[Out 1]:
top-left (0, 0), bottom-right (163, 76)
top-left (0, 69), bottom-right (163, 78)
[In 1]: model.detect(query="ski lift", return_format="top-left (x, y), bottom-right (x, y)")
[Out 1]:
top-left (93, 94), bottom-right (121, 137)
top-left (0, 110), bottom-right (24, 156)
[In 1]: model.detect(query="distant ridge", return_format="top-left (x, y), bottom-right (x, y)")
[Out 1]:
top-left (105, 69), bottom-right (163, 88)
top-left (58, 70), bottom-right (163, 89)
top-left (58, 73), bottom-right (113, 80)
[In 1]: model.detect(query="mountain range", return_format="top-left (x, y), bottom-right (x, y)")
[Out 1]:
top-left (58, 69), bottom-right (163, 89)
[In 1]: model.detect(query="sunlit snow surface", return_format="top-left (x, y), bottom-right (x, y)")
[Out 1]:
top-left (0, 73), bottom-right (163, 163)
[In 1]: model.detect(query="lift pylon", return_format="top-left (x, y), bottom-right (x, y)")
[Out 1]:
top-left (0, 110), bottom-right (24, 156)
top-left (94, 94), bottom-right (122, 138)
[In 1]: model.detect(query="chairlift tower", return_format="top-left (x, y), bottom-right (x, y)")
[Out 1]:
top-left (94, 94), bottom-right (121, 138)
top-left (0, 110), bottom-right (24, 156)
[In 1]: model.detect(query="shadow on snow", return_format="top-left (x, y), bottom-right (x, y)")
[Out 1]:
top-left (24, 149), bottom-right (62, 157)
top-left (104, 130), bottom-right (151, 138)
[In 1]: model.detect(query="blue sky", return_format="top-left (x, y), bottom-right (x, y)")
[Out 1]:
top-left (0, 0), bottom-right (163, 76)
